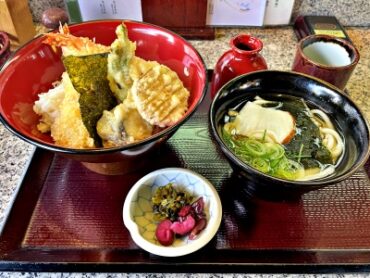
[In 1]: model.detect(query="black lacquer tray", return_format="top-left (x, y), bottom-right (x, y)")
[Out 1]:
top-left (1, 86), bottom-right (370, 273)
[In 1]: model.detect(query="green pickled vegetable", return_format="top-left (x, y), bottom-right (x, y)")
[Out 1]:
top-left (62, 54), bottom-right (117, 146)
top-left (151, 183), bottom-right (193, 221)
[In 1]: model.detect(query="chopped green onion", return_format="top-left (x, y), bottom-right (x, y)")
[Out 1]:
top-left (275, 158), bottom-right (304, 180)
top-left (297, 143), bottom-right (304, 163)
top-left (243, 139), bottom-right (266, 157)
top-left (250, 157), bottom-right (270, 173)
top-left (222, 127), bottom-right (305, 181)
top-left (264, 143), bottom-right (285, 160)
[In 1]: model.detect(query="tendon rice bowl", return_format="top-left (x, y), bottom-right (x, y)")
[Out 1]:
top-left (0, 20), bottom-right (207, 163)
top-left (33, 22), bottom-right (190, 149)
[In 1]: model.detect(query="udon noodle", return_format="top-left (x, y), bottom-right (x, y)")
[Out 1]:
top-left (222, 96), bottom-right (344, 181)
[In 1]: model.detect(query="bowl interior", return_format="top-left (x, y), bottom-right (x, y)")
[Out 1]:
top-left (210, 70), bottom-right (370, 187)
top-left (123, 168), bottom-right (222, 256)
top-left (0, 20), bottom-right (206, 151)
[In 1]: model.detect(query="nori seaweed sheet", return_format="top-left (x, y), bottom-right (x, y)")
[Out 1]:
top-left (280, 100), bottom-right (333, 168)
top-left (62, 54), bottom-right (117, 147)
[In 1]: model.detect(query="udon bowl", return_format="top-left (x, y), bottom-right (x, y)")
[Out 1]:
top-left (209, 70), bottom-right (370, 197)
top-left (0, 20), bottom-right (207, 175)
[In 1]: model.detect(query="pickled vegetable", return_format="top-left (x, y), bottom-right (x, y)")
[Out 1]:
top-left (155, 219), bottom-right (174, 246)
top-left (151, 183), bottom-right (193, 221)
top-left (152, 184), bottom-right (207, 246)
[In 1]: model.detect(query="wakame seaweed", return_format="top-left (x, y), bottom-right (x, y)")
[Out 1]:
top-left (279, 99), bottom-right (332, 168)
top-left (62, 54), bottom-right (117, 146)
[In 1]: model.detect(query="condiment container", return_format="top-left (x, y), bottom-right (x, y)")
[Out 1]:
top-left (210, 34), bottom-right (268, 98)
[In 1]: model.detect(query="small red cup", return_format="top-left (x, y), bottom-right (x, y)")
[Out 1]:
top-left (0, 31), bottom-right (11, 68)
top-left (292, 34), bottom-right (360, 90)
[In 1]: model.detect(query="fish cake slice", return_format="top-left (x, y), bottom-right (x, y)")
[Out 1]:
top-left (132, 64), bottom-right (190, 127)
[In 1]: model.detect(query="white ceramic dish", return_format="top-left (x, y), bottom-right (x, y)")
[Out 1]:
top-left (123, 168), bottom-right (222, 257)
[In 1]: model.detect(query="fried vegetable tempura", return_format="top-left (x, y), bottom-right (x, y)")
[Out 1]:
top-left (132, 64), bottom-right (190, 127)
top-left (34, 72), bottom-right (95, 148)
top-left (107, 24), bottom-right (136, 102)
top-left (106, 23), bottom-right (190, 128)
top-left (33, 82), bottom-right (65, 133)
top-left (96, 95), bottom-right (153, 147)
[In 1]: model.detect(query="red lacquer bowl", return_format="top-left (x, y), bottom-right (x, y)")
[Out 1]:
top-left (0, 20), bottom-right (207, 174)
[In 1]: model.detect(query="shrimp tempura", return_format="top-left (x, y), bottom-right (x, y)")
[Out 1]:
top-left (43, 24), bottom-right (110, 57)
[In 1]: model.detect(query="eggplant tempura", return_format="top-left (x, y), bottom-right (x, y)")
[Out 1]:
top-left (33, 23), bottom-right (190, 148)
